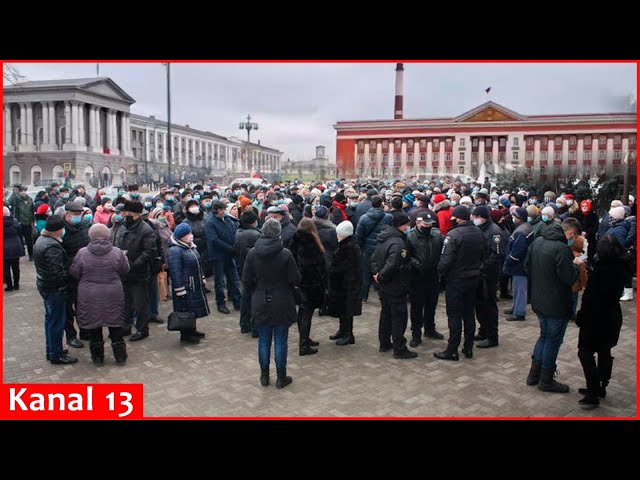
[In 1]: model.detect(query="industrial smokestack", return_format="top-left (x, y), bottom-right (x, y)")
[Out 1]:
top-left (394, 63), bottom-right (404, 120)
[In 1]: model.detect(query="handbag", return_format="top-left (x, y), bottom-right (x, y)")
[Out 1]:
top-left (167, 311), bottom-right (196, 331)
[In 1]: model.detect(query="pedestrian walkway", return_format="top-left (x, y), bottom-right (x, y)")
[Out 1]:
top-left (2, 257), bottom-right (636, 418)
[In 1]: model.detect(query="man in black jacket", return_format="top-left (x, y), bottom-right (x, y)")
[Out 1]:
top-left (406, 211), bottom-right (444, 347)
top-left (114, 201), bottom-right (158, 341)
top-left (435, 205), bottom-right (485, 361)
top-left (34, 215), bottom-right (78, 365)
top-left (371, 211), bottom-right (417, 359)
top-left (234, 210), bottom-right (262, 336)
top-left (472, 205), bottom-right (507, 348)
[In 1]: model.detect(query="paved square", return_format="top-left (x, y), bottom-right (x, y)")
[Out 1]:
top-left (3, 257), bottom-right (636, 418)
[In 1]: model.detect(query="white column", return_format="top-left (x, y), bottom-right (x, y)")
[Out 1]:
top-left (88, 106), bottom-right (96, 150)
top-left (426, 140), bottom-right (433, 171)
top-left (95, 108), bottom-right (102, 150)
top-left (478, 138), bottom-right (485, 172)
top-left (492, 138), bottom-right (499, 172)
top-left (533, 139), bottom-right (541, 171)
top-left (562, 138), bottom-right (569, 175)
top-left (48, 102), bottom-right (56, 149)
top-left (111, 111), bottom-right (120, 155)
top-left (412, 142), bottom-right (419, 176)
top-left (577, 138), bottom-right (584, 175)
top-left (118, 112), bottom-right (126, 156)
top-left (125, 114), bottom-right (131, 156)
top-left (177, 136), bottom-right (182, 165)
top-left (41, 102), bottom-right (49, 147)
top-left (606, 138), bottom-right (614, 172)
top-left (400, 142), bottom-right (407, 174)
top-left (145, 127), bottom-right (150, 162)
top-left (105, 109), bottom-right (113, 152)
top-left (19, 103), bottom-right (27, 145)
top-left (153, 129), bottom-right (158, 162)
top-left (77, 103), bottom-right (86, 148)
top-left (439, 140), bottom-right (445, 173)
top-left (26, 103), bottom-right (34, 147)
top-left (162, 131), bottom-right (167, 163)
top-left (70, 101), bottom-right (79, 146)
top-left (363, 143), bottom-right (370, 177)
top-left (388, 142), bottom-right (395, 176)
top-left (3, 104), bottom-right (11, 148)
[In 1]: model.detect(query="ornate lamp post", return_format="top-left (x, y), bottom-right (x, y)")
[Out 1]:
top-left (239, 114), bottom-right (258, 173)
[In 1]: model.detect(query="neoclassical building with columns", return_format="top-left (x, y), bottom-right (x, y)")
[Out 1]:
top-left (3, 77), bottom-right (283, 187)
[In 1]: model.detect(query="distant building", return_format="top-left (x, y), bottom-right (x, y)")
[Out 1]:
top-left (333, 64), bottom-right (637, 179)
top-left (282, 145), bottom-right (336, 181)
top-left (3, 77), bottom-right (283, 187)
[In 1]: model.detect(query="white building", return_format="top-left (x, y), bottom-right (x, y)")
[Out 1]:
top-left (3, 77), bottom-right (283, 187)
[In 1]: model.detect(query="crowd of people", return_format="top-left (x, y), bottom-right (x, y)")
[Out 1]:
top-left (2, 176), bottom-right (636, 408)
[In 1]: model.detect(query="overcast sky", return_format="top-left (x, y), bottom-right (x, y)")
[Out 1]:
top-left (5, 62), bottom-right (636, 162)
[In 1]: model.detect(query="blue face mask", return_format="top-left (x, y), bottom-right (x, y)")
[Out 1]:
top-left (527, 216), bottom-right (532, 223)
top-left (63, 193), bottom-right (70, 199)
top-left (202, 202), bottom-right (212, 209)
top-left (144, 202), bottom-right (152, 208)
top-left (61, 228), bottom-right (66, 238)
top-left (84, 214), bottom-right (93, 223)
top-left (234, 190), bottom-right (242, 196)
top-left (194, 194), bottom-right (201, 200)
top-left (70, 215), bottom-right (82, 225)
top-left (166, 196), bottom-right (174, 202)
top-left (277, 199), bottom-right (285, 205)
top-left (568, 239), bottom-right (574, 246)
top-left (118, 191), bottom-right (125, 197)
top-left (130, 193), bottom-right (139, 199)
top-left (529, 199), bottom-right (538, 205)
top-left (114, 214), bottom-right (124, 223)
top-left (156, 202), bottom-right (164, 210)
top-left (541, 215), bottom-right (549, 222)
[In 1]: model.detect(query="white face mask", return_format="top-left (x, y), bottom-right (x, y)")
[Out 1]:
top-left (566, 199), bottom-right (574, 206)
top-left (413, 200), bottom-right (421, 207)
top-left (473, 218), bottom-right (486, 226)
top-left (156, 202), bottom-right (164, 209)
top-left (188, 206), bottom-right (200, 214)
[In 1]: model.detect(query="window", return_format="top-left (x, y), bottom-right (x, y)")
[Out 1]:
top-left (407, 139), bottom-right (414, 149)
top-left (445, 152), bottom-right (452, 161)
top-left (613, 150), bottom-right (622, 159)
top-left (526, 137), bottom-right (533, 147)
top-left (370, 154), bottom-right (376, 162)
top-left (540, 151), bottom-right (548, 161)
top-left (569, 151), bottom-right (577, 160)
top-left (540, 166), bottom-right (546, 174)
top-left (471, 152), bottom-right (478, 162)
top-left (458, 165), bottom-right (465, 174)
top-left (420, 139), bottom-right (426, 148)
top-left (431, 153), bottom-right (438, 161)
top-left (484, 152), bottom-right (492, 162)
top-left (570, 136), bottom-right (577, 145)
top-left (526, 151), bottom-right (533, 161)
top-left (382, 140), bottom-right (389, 148)
top-left (394, 153), bottom-right (400, 162)
top-left (554, 151), bottom-right (562, 161)
top-left (358, 140), bottom-right (364, 149)
top-left (459, 152), bottom-right (465, 161)
top-left (584, 150), bottom-right (592, 160)
top-left (553, 166), bottom-right (561, 174)
top-left (485, 138), bottom-right (492, 147)
top-left (383, 154), bottom-right (388, 162)
top-left (445, 138), bottom-right (452, 148)
top-left (420, 153), bottom-right (426, 162)
top-left (599, 135), bottom-right (607, 146)
top-left (499, 152), bottom-right (506, 161)
top-left (513, 151), bottom-right (519, 161)
top-left (584, 136), bottom-right (592, 145)
top-left (357, 154), bottom-right (364, 163)
top-left (132, 131), bottom-right (137, 141)
top-left (459, 138), bottom-right (466, 147)
top-left (472, 138), bottom-right (478, 147)
top-left (512, 137), bottom-right (519, 147)
top-left (555, 136), bottom-right (562, 145)
top-left (395, 140), bottom-right (401, 149)
top-left (598, 150), bottom-right (606, 160)
top-left (408, 153), bottom-right (414, 162)
top-left (541, 137), bottom-right (548, 148)
top-left (370, 140), bottom-right (376, 149)
top-left (499, 138), bottom-right (506, 147)
top-left (630, 135), bottom-right (636, 146)
top-left (614, 135), bottom-right (621, 146)
top-left (433, 139), bottom-right (439, 149)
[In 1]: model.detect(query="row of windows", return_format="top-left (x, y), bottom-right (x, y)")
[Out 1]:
top-left (357, 149), bottom-right (628, 164)
top-left (358, 164), bottom-right (626, 176)
top-left (358, 135), bottom-right (636, 151)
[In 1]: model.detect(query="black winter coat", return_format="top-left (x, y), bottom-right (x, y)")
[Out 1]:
top-left (242, 236), bottom-right (301, 327)
top-left (34, 234), bottom-right (69, 292)
top-left (438, 221), bottom-right (485, 283)
top-left (280, 215), bottom-right (297, 249)
top-left (62, 221), bottom-right (90, 267)
top-left (234, 225), bottom-right (261, 274)
top-left (406, 225), bottom-right (443, 282)
top-left (371, 225), bottom-right (411, 296)
top-left (313, 217), bottom-right (339, 262)
top-left (167, 237), bottom-right (210, 319)
top-left (576, 256), bottom-right (628, 350)
top-left (114, 218), bottom-right (157, 284)
top-left (3, 216), bottom-right (24, 260)
top-left (289, 231), bottom-right (329, 308)
top-left (183, 211), bottom-right (208, 267)
top-left (327, 236), bottom-right (363, 317)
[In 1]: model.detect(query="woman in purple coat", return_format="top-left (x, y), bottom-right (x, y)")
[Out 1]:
top-left (70, 223), bottom-right (130, 366)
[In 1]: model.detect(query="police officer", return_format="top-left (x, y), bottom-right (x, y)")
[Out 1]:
top-left (371, 211), bottom-right (416, 359)
top-left (435, 205), bottom-right (485, 361)
top-left (471, 205), bottom-right (507, 348)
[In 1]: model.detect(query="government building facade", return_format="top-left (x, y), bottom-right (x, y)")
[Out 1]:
top-left (3, 77), bottom-right (283, 187)
top-left (334, 64), bottom-right (636, 180)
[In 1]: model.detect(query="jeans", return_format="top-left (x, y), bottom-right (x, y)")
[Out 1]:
top-left (511, 275), bottom-right (527, 317)
top-left (258, 324), bottom-right (289, 370)
top-left (532, 314), bottom-right (570, 370)
top-left (39, 289), bottom-right (67, 360)
top-left (361, 251), bottom-right (373, 301)
top-left (570, 292), bottom-right (579, 319)
top-left (148, 274), bottom-right (159, 318)
top-left (212, 257), bottom-right (242, 308)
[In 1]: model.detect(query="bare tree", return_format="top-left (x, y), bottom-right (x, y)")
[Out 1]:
top-left (3, 63), bottom-right (27, 85)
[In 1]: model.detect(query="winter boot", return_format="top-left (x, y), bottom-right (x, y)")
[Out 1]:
top-left (526, 357), bottom-right (542, 386)
top-left (330, 317), bottom-right (347, 340)
top-left (598, 354), bottom-right (614, 399)
top-left (89, 341), bottom-right (105, 366)
top-left (336, 317), bottom-right (355, 346)
top-left (276, 368), bottom-right (293, 389)
top-left (538, 367), bottom-right (570, 393)
top-left (620, 287), bottom-right (634, 301)
top-left (260, 368), bottom-right (270, 387)
top-left (112, 341), bottom-right (128, 366)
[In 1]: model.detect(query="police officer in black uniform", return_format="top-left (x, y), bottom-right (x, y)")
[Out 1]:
top-left (435, 205), bottom-right (485, 361)
top-left (471, 205), bottom-right (507, 348)
top-left (371, 211), bottom-right (416, 359)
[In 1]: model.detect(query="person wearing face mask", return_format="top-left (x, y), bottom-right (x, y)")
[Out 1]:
top-left (166, 223), bottom-right (209, 344)
top-left (523, 217), bottom-right (581, 393)
top-left (125, 184), bottom-right (141, 202)
top-left (432, 193), bottom-right (452, 235)
top-left (554, 197), bottom-right (571, 221)
top-left (371, 211), bottom-right (416, 359)
top-left (172, 189), bottom-right (193, 225)
top-left (34, 204), bottom-right (52, 237)
top-left (563, 193), bottom-right (579, 217)
top-left (199, 193), bottom-right (214, 222)
top-left (534, 206), bottom-right (556, 238)
top-left (82, 207), bottom-right (93, 225)
top-left (575, 199), bottom-right (599, 265)
top-left (471, 206), bottom-right (507, 349)
top-left (61, 202), bottom-right (91, 349)
top-left (113, 201), bottom-right (158, 341)
top-left (182, 199), bottom-right (211, 284)
top-left (527, 192), bottom-right (539, 206)
top-left (406, 213), bottom-right (445, 346)
top-left (9, 186), bottom-right (35, 261)
top-left (435, 205), bottom-right (485, 361)
top-left (53, 187), bottom-right (72, 211)
top-left (94, 197), bottom-right (114, 225)
top-left (34, 215), bottom-right (78, 365)
top-left (503, 207), bottom-right (534, 322)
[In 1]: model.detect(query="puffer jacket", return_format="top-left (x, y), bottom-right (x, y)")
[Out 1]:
top-left (167, 236), bottom-right (210, 319)
top-left (433, 199), bottom-right (452, 235)
top-left (355, 207), bottom-right (392, 255)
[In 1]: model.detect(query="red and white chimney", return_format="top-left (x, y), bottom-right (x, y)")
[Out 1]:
top-left (394, 63), bottom-right (404, 120)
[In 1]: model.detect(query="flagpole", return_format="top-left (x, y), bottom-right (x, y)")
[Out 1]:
top-left (96, 63), bottom-right (100, 77)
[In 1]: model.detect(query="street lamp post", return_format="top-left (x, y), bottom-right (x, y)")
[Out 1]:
top-left (239, 114), bottom-right (258, 175)
top-left (162, 62), bottom-right (172, 186)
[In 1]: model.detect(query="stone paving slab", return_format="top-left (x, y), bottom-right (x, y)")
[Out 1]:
top-left (2, 257), bottom-right (636, 418)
